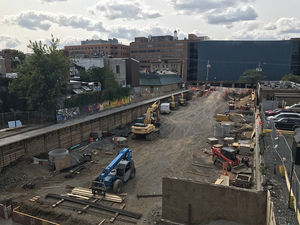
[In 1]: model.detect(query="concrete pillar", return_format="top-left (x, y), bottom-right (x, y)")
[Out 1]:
top-left (220, 82), bottom-right (223, 88)
top-left (232, 83), bottom-right (235, 88)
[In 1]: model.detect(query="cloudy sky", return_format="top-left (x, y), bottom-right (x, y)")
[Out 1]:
top-left (1, 0), bottom-right (300, 52)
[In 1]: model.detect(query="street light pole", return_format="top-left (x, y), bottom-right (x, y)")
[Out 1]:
top-left (206, 60), bottom-right (211, 86)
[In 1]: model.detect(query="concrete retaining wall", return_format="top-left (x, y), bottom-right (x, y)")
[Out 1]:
top-left (162, 177), bottom-right (267, 225)
top-left (0, 93), bottom-right (185, 171)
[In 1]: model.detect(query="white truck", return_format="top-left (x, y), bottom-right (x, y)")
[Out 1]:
top-left (160, 103), bottom-right (171, 114)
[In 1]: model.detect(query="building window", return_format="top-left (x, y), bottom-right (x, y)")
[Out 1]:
top-left (91, 47), bottom-right (93, 49)
top-left (116, 65), bottom-right (120, 73)
top-left (106, 47), bottom-right (108, 49)
top-left (111, 47), bottom-right (113, 49)
top-left (115, 47), bottom-right (118, 49)
top-left (115, 52), bottom-right (118, 55)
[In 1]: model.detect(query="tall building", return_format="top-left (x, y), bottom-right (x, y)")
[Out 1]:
top-left (65, 38), bottom-right (130, 58)
top-left (130, 31), bottom-right (209, 82)
top-left (189, 40), bottom-right (300, 83)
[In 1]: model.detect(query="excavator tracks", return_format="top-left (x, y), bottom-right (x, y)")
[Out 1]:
top-left (145, 129), bottom-right (160, 141)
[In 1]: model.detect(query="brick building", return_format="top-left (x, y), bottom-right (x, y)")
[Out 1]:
top-left (65, 38), bottom-right (130, 58)
top-left (130, 31), bottom-right (209, 82)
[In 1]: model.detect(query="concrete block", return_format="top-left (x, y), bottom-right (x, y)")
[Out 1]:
top-left (239, 143), bottom-right (251, 155)
top-left (207, 138), bottom-right (218, 145)
top-left (223, 137), bottom-right (234, 146)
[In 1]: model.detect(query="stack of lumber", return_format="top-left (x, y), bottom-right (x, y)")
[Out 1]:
top-left (71, 187), bottom-right (125, 203)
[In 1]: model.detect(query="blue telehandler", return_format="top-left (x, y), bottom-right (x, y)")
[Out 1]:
top-left (92, 148), bottom-right (136, 194)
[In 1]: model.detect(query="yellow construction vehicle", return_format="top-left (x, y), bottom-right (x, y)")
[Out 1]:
top-left (178, 92), bottom-right (186, 106)
top-left (168, 94), bottom-right (178, 109)
top-left (131, 100), bottom-right (161, 141)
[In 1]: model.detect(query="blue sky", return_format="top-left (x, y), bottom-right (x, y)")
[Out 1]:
top-left (1, 0), bottom-right (300, 52)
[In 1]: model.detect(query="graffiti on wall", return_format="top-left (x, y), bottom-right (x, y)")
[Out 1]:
top-left (81, 103), bottom-right (101, 115)
top-left (56, 107), bottom-right (80, 121)
top-left (57, 96), bottom-right (134, 121)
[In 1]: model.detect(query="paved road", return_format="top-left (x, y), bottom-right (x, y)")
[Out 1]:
top-left (0, 90), bottom-right (188, 147)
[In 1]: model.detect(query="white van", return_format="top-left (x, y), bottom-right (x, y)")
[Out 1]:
top-left (161, 103), bottom-right (171, 114)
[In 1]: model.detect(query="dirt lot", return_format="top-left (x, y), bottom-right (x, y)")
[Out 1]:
top-left (0, 91), bottom-right (251, 225)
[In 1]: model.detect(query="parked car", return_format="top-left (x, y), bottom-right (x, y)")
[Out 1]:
top-left (265, 108), bottom-right (296, 116)
top-left (274, 117), bottom-right (300, 131)
top-left (285, 104), bottom-right (300, 113)
top-left (267, 112), bottom-right (300, 121)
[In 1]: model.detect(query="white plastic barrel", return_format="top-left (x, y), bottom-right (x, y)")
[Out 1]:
top-left (222, 123), bottom-right (231, 136)
top-left (214, 126), bottom-right (224, 138)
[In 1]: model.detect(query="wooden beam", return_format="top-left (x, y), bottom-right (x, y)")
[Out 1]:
top-left (110, 204), bottom-right (125, 223)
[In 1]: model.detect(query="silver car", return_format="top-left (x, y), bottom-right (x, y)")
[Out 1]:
top-left (266, 112), bottom-right (300, 121)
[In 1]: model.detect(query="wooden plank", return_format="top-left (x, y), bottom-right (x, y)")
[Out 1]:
top-left (214, 179), bottom-right (223, 185)
top-left (110, 204), bottom-right (125, 223)
top-left (99, 219), bottom-right (106, 225)
top-left (54, 157), bottom-right (71, 171)
top-left (66, 193), bottom-right (90, 200)
top-left (251, 129), bottom-right (255, 139)
top-left (52, 199), bottom-right (64, 208)
top-left (78, 199), bottom-right (98, 214)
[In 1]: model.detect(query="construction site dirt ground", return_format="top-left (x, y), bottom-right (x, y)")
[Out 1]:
top-left (0, 91), bottom-right (254, 225)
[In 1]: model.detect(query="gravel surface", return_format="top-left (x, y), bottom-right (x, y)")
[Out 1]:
top-left (0, 91), bottom-right (251, 225)
top-left (262, 134), bottom-right (298, 225)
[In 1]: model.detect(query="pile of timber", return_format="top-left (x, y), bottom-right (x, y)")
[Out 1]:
top-left (46, 193), bottom-right (142, 219)
top-left (71, 187), bottom-right (125, 203)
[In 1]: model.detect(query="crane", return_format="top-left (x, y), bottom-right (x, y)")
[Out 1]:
top-left (131, 100), bottom-right (161, 140)
top-left (92, 148), bottom-right (135, 194)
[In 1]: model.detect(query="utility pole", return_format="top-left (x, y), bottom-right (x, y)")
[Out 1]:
top-left (256, 62), bottom-right (262, 72)
top-left (206, 60), bottom-right (211, 86)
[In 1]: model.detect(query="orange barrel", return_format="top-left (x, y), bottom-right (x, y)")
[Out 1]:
top-left (114, 137), bottom-right (118, 145)
top-left (89, 137), bottom-right (93, 143)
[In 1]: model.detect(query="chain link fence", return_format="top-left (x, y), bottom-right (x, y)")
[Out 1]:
top-left (261, 105), bottom-right (300, 212)
top-left (0, 111), bottom-right (55, 129)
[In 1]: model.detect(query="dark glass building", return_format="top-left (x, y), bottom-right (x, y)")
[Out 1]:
top-left (192, 40), bottom-right (296, 82)
top-left (291, 38), bottom-right (300, 76)
top-left (187, 42), bottom-right (198, 81)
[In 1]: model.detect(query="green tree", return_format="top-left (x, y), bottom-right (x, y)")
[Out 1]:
top-left (10, 49), bottom-right (26, 61)
top-left (8, 36), bottom-right (71, 114)
top-left (80, 66), bottom-right (120, 90)
top-left (281, 73), bottom-right (300, 83)
top-left (239, 69), bottom-right (266, 84)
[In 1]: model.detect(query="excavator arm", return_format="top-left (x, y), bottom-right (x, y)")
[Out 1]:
top-left (143, 100), bottom-right (160, 124)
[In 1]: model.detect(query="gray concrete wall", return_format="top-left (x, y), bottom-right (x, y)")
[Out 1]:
top-left (162, 177), bottom-right (267, 225)
top-left (105, 59), bottom-right (126, 87)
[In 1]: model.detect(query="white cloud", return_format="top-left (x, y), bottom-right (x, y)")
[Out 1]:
top-left (167, 0), bottom-right (258, 25)
top-left (2, 11), bottom-right (107, 32)
top-left (40, 0), bottom-right (67, 2)
top-left (0, 36), bottom-right (21, 49)
top-left (226, 17), bottom-right (300, 40)
top-left (88, 0), bottom-right (162, 20)
top-left (264, 22), bottom-right (276, 30)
